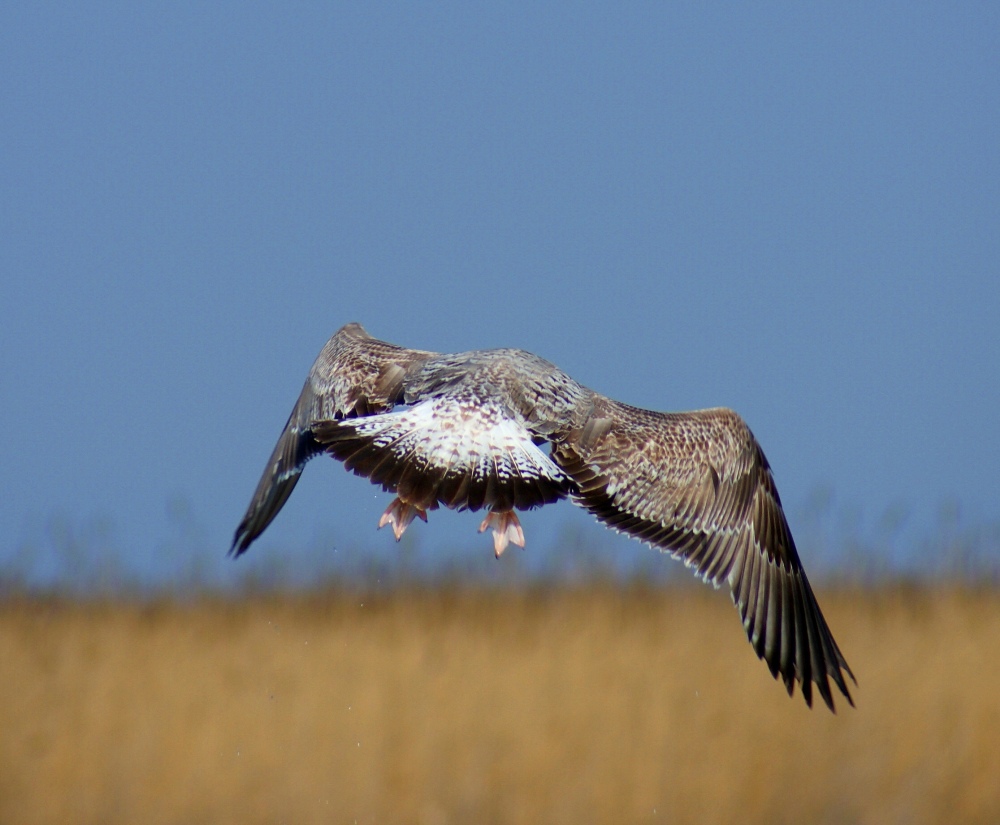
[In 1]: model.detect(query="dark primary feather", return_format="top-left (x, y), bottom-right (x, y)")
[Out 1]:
top-left (230, 323), bottom-right (855, 711)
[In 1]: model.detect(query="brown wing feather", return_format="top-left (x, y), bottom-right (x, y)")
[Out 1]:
top-left (230, 323), bottom-right (436, 556)
top-left (552, 397), bottom-right (855, 711)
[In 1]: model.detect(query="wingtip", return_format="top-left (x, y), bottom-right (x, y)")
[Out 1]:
top-left (807, 666), bottom-right (856, 713)
top-left (228, 529), bottom-right (249, 559)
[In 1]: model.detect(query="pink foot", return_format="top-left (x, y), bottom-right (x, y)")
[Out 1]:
top-left (378, 498), bottom-right (428, 541)
top-left (478, 510), bottom-right (525, 557)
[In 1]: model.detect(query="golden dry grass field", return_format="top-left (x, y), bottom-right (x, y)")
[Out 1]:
top-left (2, 585), bottom-right (999, 824)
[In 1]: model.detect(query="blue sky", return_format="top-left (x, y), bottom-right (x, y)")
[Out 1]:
top-left (2, 4), bottom-right (998, 585)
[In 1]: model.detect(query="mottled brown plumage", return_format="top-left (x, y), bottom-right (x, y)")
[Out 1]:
top-left (230, 323), bottom-right (436, 555)
top-left (232, 323), bottom-right (855, 711)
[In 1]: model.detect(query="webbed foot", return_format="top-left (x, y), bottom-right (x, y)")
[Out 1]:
top-left (378, 498), bottom-right (428, 541)
top-left (478, 510), bottom-right (525, 557)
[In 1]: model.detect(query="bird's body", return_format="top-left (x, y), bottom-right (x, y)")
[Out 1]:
top-left (232, 322), bottom-right (855, 711)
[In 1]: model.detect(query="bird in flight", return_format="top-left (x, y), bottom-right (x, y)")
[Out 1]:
top-left (232, 323), bottom-right (855, 711)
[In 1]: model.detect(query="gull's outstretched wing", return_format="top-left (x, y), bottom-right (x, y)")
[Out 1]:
top-left (230, 323), bottom-right (436, 556)
top-left (551, 397), bottom-right (855, 711)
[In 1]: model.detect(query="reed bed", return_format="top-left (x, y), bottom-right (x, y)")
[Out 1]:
top-left (2, 585), bottom-right (998, 824)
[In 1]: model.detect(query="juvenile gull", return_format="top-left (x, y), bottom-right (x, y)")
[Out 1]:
top-left (231, 322), bottom-right (855, 711)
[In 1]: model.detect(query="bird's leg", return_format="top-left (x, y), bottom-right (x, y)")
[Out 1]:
top-left (378, 497), bottom-right (428, 541)
top-left (478, 510), bottom-right (525, 558)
